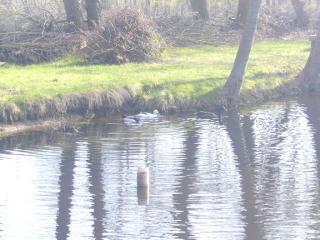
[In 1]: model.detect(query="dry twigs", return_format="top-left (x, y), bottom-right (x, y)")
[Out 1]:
top-left (0, 31), bottom-right (82, 64)
top-left (82, 8), bottom-right (165, 64)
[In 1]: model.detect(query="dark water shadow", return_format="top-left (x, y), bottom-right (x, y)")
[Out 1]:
top-left (225, 111), bottom-right (262, 240)
top-left (0, 131), bottom-right (61, 151)
top-left (172, 123), bottom-right (199, 240)
top-left (300, 94), bottom-right (320, 230)
top-left (87, 138), bottom-right (106, 240)
top-left (55, 137), bottom-right (77, 240)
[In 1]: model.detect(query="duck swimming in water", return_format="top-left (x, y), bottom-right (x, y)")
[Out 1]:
top-left (135, 110), bottom-right (160, 119)
top-left (196, 111), bottom-right (218, 119)
top-left (196, 106), bottom-right (226, 125)
top-left (122, 115), bottom-right (141, 125)
top-left (122, 110), bottom-right (160, 125)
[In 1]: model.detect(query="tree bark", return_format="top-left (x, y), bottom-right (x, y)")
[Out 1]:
top-left (85, 0), bottom-right (100, 30)
top-left (63, 0), bottom-right (83, 31)
top-left (291, 0), bottom-right (309, 28)
top-left (190, 0), bottom-right (210, 20)
top-left (236, 0), bottom-right (250, 26)
top-left (299, 34), bottom-right (320, 91)
top-left (220, 0), bottom-right (262, 108)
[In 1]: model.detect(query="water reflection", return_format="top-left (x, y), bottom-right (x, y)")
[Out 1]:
top-left (56, 138), bottom-right (77, 240)
top-left (171, 123), bottom-right (198, 239)
top-left (0, 148), bottom-right (61, 240)
top-left (87, 139), bottom-right (105, 240)
top-left (190, 118), bottom-right (245, 239)
top-left (0, 97), bottom-right (320, 239)
top-left (251, 102), bottom-right (320, 240)
top-left (301, 95), bottom-right (320, 236)
top-left (137, 185), bottom-right (149, 205)
top-left (226, 111), bottom-right (260, 240)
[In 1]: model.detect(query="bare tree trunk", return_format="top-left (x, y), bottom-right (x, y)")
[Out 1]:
top-left (219, 0), bottom-right (262, 108)
top-left (63, 0), bottom-right (83, 31)
top-left (190, 0), bottom-right (210, 20)
top-left (291, 0), bottom-right (309, 28)
top-left (299, 34), bottom-right (320, 91)
top-left (236, 0), bottom-right (250, 26)
top-left (85, 0), bottom-right (100, 30)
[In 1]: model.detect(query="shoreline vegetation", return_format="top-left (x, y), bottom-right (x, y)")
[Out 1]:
top-left (0, 39), bottom-right (310, 137)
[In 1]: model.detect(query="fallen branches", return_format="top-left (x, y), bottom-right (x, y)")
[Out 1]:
top-left (0, 31), bottom-right (83, 64)
top-left (82, 8), bottom-right (166, 64)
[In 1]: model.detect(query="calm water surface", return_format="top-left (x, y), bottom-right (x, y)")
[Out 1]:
top-left (0, 96), bottom-right (320, 240)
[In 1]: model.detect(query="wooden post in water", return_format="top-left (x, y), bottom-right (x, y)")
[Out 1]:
top-left (137, 167), bottom-right (150, 205)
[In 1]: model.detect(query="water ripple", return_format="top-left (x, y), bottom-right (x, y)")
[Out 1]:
top-left (0, 98), bottom-right (320, 239)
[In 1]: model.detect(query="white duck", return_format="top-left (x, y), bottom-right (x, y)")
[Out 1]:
top-left (134, 110), bottom-right (160, 120)
top-left (122, 110), bottom-right (160, 125)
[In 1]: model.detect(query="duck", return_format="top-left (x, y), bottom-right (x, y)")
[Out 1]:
top-left (62, 125), bottom-right (80, 134)
top-left (196, 111), bottom-right (218, 119)
top-left (122, 115), bottom-right (141, 125)
top-left (134, 110), bottom-right (160, 119)
top-left (196, 105), bottom-right (226, 124)
top-left (122, 110), bottom-right (160, 125)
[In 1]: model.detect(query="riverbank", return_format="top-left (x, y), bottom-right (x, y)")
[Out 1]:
top-left (0, 39), bottom-right (309, 135)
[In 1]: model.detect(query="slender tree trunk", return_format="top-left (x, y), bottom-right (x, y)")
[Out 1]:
top-left (299, 34), bottom-right (320, 91)
top-left (236, 0), bottom-right (250, 26)
top-left (63, 0), bottom-right (83, 31)
top-left (190, 0), bottom-right (210, 20)
top-left (220, 0), bottom-right (262, 108)
top-left (85, 0), bottom-right (100, 30)
top-left (291, 0), bottom-right (309, 28)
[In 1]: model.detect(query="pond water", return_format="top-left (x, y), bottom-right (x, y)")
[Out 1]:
top-left (0, 95), bottom-right (320, 240)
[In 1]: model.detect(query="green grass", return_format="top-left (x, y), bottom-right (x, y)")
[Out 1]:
top-left (0, 39), bottom-right (310, 106)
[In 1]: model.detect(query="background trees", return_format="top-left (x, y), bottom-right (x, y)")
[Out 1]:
top-left (236, 0), bottom-right (250, 26)
top-left (85, 0), bottom-right (100, 29)
top-left (62, 0), bottom-right (101, 31)
top-left (63, 0), bottom-right (83, 30)
top-left (291, 0), bottom-right (310, 28)
top-left (190, 0), bottom-right (210, 20)
top-left (0, 0), bottom-right (319, 34)
top-left (0, 0), bottom-right (319, 94)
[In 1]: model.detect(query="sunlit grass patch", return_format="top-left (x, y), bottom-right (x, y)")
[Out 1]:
top-left (0, 39), bottom-right (309, 108)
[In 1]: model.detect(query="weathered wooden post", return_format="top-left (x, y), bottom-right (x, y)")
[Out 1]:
top-left (137, 167), bottom-right (150, 205)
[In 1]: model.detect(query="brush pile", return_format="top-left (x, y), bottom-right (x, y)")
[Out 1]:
top-left (0, 32), bottom-right (83, 64)
top-left (82, 8), bottom-right (165, 64)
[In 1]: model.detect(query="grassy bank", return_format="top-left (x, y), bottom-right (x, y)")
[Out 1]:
top-left (0, 39), bottom-right (309, 122)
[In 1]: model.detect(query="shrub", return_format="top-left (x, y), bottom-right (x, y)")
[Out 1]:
top-left (82, 8), bottom-right (166, 64)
